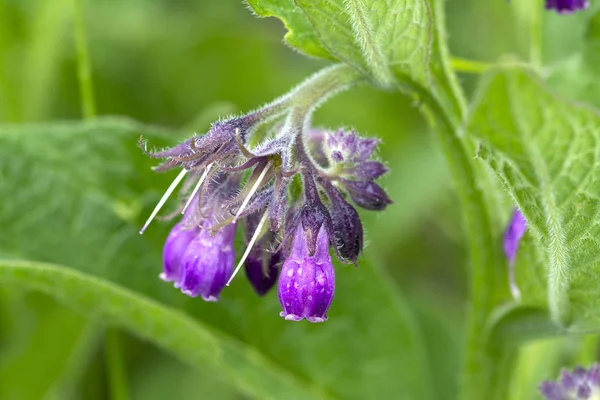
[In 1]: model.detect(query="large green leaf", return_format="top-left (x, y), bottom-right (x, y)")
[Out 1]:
top-left (468, 68), bottom-right (600, 328)
top-left (246, 0), bottom-right (432, 87)
top-left (0, 260), bottom-right (326, 400)
top-left (0, 117), bottom-right (432, 399)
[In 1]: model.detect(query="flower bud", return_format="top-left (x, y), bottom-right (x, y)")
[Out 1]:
top-left (346, 161), bottom-right (388, 180)
top-left (540, 364), bottom-right (600, 399)
top-left (278, 224), bottom-right (335, 322)
top-left (341, 179), bottom-right (392, 211)
top-left (245, 249), bottom-right (282, 296)
top-left (503, 209), bottom-right (527, 266)
top-left (243, 214), bottom-right (282, 296)
top-left (330, 194), bottom-right (363, 264)
top-left (178, 222), bottom-right (237, 302)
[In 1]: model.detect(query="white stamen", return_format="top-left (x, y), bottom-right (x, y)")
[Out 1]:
top-left (140, 169), bottom-right (188, 234)
top-left (181, 163), bottom-right (213, 215)
top-left (233, 162), bottom-right (271, 223)
top-left (227, 212), bottom-right (268, 286)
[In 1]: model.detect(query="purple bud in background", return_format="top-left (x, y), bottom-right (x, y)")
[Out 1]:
top-left (503, 209), bottom-right (527, 300)
top-left (503, 209), bottom-right (527, 266)
top-left (278, 224), bottom-right (335, 322)
top-left (178, 221), bottom-right (237, 302)
top-left (546, 0), bottom-right (589, 13)
top-left (161, 222), bottom-right (200, 285)
top-left (540, 364), bottom-right (600, 400)
top-left (341, 179), bottom-right (393, 211)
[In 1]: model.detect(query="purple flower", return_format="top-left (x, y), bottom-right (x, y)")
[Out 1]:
top-left (503, 208), bottom-right (527, 300)
top-left (503, 209), bottom-right (527, 266)
top-left (546, 0), bottom-right (589, 13)
top-left (178, 220), bottom-right (237, 301)
top-left (278, 224), bottom-right (335, 322)
top-left (540, 364), bottom-right (600, 399)
top-left (244, 213), bottom-right (282, 296)
top-left (245, 249), bottom-right (282, 296)
top-left (160, 222), bottom-right (199, 285)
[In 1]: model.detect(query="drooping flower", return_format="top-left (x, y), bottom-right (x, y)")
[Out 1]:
top-left (178, 219), bottom-right (237, 301)
top-left (540, 364), bottom-right (600, 399)
top-left (278, 223), bottom-right (335, 322)
top-left (503, 208), bottom-right (527, 300)
top-left (546, 0), bottom-right (589, 13)
top-left (244, 213), bottom-right (282, 296)
top-left (161, 221), bottom-right (199, 285)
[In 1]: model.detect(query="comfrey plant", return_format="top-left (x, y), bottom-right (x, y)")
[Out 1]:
top-left (111, 0), bottom-right (600, 398)
top-left (140, 65), bottom-right (390, 322)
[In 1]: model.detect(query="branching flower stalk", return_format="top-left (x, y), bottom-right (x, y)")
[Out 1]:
top-left (140, 64), bottom-right (391, 321)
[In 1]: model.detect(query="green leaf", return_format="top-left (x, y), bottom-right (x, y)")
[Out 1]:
top-left (247, 0), bottom-right (432, 87)
top-left (0, 260), bottom-right (327, 400)
top-left (246, 0), bottom-right (334, 59)
top-left (468, 68), bottom-right (600, 327)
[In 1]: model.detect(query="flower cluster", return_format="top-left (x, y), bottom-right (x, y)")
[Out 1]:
top-left (139, 68), bottom-right (390, 322)
top-left (540, 364), bottom-right (600, 400)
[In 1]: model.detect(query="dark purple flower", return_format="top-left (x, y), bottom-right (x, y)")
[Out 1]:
top-left (341, 179), bottom-right (393, 211)
top-left (540, 364), bottom-right (600, 399)
top-left (278, 223), bottom-right (335, 322)
top-left (503, 209), bottom-right (527, 266)
top-left (245, 249), bottom-right (282, 296)
top-left (546, 0), bottom-right (589, 13)
top-left (244, 214), bottom-right (282, 296)
top-left (178, 220), bottom-right (237, 302)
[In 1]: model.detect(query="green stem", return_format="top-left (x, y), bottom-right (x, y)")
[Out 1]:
top-left (529, 1), bottom-right (543, 69)
top-left (415, 86), bottom-right (507, 399)
top-left (105, 329), bottom-right (129, 400)
top-left (73, 0), bottom-right (96, 119)
top-left (450, 57), bottom-right (491, 75)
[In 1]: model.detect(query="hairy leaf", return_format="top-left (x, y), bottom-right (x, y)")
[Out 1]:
top-left (247, 0), bottom-right (432, 87)
top-left (246, 0), bottom-right (333, 59)
top-left (468, 68), bottom-right (600, 327)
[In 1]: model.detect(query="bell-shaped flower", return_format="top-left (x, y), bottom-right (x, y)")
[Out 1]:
top-left (277, 223), bottom-right (335, 322)
top-left (178, 220), bottom-right (237, 302)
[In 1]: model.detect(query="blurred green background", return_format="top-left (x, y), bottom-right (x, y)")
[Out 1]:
top-left (0, 1), bottom-right (597, 399)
